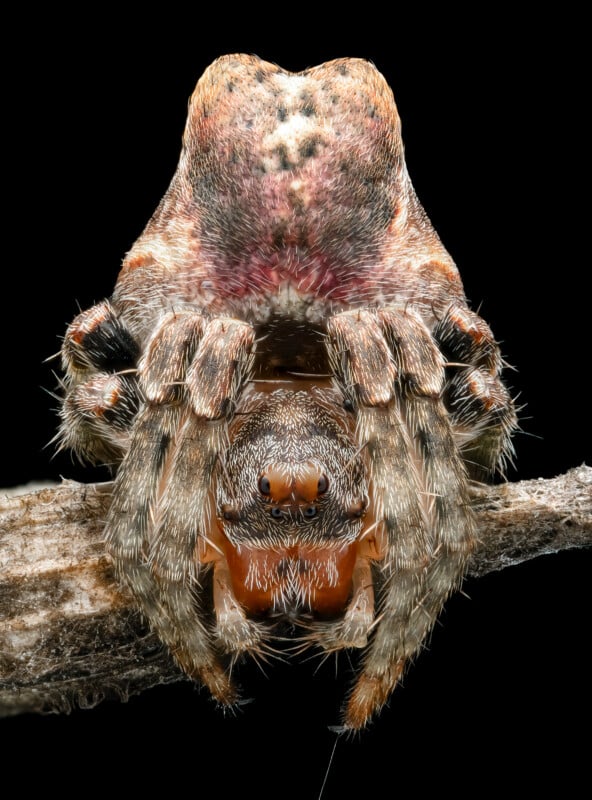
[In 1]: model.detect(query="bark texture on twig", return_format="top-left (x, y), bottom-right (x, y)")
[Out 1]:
top-left (0, 466), bottom-right (590, 718)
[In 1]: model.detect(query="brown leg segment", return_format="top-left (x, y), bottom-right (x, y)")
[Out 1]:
top-left (58, 300), bottom-right (141, 465)
top-left (434, 302), bottom-right (517, 479)
top-left (328, 307), bottom-right (475, 730)
top-left (145, 318), bottom-right (255, 701)
top-left (104, 311), bottom-right (242, 703)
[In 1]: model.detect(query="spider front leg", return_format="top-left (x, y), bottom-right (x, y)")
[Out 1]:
top-left (59, 300), bottom-right (141, 465)
top-left (105, 312), bottom-right (255, 704)
top-left (434, 302), bottom-right (518, 480)
top-left (327, 307), bottom-right (475, 730)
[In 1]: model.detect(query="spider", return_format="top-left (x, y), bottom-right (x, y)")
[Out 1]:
top-left (57, 54), bottom-right (517, 730)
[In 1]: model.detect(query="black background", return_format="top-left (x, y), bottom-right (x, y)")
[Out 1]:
top-left (3, 14), bottom-right (589, 798)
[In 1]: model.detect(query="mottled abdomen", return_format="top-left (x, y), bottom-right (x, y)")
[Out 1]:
top-left (113, 55), bottom-right (464, 340)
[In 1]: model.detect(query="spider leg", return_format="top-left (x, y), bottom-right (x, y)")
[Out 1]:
top-left (58, 300), bottom-right (141, 464)
top-left (327, 308), bottom-right (475, 730)
top-left (107, 314), bottom-right (259, 702)
top-left (434, 302), bottom-right (518, 479)
top-left (146, 318), bottom-right (257, 696)
top-left (307, 550), bottom-right (376, 652)
top-left (58, 373), bottom-right (139, 464)
top-left (211, 559), bottom-right (268, 658)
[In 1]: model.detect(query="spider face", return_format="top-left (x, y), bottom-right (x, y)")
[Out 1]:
top-left (213, 388), bottom-right (369, 618)
top-left (58, 54), bottom-right (516, 730)
top-left (217, 389), bottom-right (366, 544)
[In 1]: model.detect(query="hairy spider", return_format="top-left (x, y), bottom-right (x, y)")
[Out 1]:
top-left (58, 54), bottom-right (517, 730)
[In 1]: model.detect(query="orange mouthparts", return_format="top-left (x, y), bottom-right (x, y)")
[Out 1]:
top-left (199, 509), bottom-right (385, 620)
top-left (222, 540), bottom-right (358, 617)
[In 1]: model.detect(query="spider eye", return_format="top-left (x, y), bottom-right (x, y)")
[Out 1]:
top-left (317, 474), bottom-right (329, 494)
top-left (348, 500), bottom-right (366, 519)
top-left (220, 504), bottom-right (239, 522)
top-left (270, 506), bottom-right (284, 519)
top-left (258, 475), bottom-right (271, 495)
top-left (303, 505), bottom-right (318, 518)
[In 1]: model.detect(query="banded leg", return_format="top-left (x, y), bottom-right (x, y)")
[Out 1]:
top-left (105, 315), bottom-right (255, 704)
top-left (327, 307), bottom-right (475, 730)
top-left (373, 309), bottom-right (474, 684)
top-left (148, 319), bottom-right (258, 695)
top-left (434, 302), bottom-right (517, 479)
top-left (317, 323), bottom-right (425, 661)
top-left (58, 300), bottom-right (141, 464)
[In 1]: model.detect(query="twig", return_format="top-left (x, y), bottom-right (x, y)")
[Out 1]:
top-left (0, 465), bottom-right (590, 717)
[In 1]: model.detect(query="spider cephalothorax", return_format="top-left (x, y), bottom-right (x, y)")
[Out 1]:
top-left (213, 386), bottom-right (370, 620)
top-left (58, 54), bottom-right (516, 729)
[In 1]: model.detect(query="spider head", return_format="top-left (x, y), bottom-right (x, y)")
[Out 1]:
top-left (217, 388), bottom-right (367, 544)
top-left (214, 388), bottom-right (369, 617)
